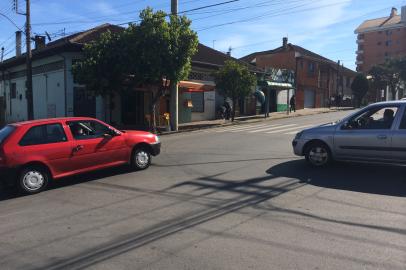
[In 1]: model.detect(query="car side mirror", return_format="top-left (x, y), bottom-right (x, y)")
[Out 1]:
top-left (103, 133), bottom-right (113, 139)
top-left (341, 121), bottom-right (352, 130)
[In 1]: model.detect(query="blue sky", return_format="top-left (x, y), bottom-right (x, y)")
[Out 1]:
top-left (1, 0), bottom-right (406, 70)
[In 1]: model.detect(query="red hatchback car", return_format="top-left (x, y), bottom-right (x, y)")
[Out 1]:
top-left (0, 117), bottom-right (161, 194)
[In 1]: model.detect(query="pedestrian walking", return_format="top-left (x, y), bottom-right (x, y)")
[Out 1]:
top-left (290, 94), bottom-right (296, 113)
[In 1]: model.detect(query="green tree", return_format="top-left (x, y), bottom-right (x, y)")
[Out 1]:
top-left (214, 60), bottom-right (257, 121)
top-left (369, 58), bottom-right (404, 100)
top-left (351, 73), bottom-right (369, 107)
top-left (72, 30), bottom-right (126, 121)
top-left (72, 8), bottom-right (198, 131)
top-left (123, 8), bottom-right (198, 130)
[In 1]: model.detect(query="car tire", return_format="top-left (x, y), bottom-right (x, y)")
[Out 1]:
top-left (18, 166), bottom-right (49, 195)
top-left (305, 142), bottom-right (332, 167)
top-left (131, 148), bottom-right (151, 170)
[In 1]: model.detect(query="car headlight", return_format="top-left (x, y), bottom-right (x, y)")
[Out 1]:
top-left (294, 131), bottom-right (303, 140)
top-left (155, 135), bottom-right (160, 143)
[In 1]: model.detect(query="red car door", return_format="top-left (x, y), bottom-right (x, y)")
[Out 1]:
top-left (67, 120), bottom-right (127, 172)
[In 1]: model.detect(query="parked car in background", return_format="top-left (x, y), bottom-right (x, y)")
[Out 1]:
top-left (292, 101), bottom-right (406, 166)
top-left (0, 117), bottom-right (160, 194)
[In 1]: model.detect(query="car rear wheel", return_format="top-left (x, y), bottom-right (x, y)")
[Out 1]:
top-left (18, 166), bottom-right (49, 194)
top-left (305, 142), bottom-right (331, 167)
top-left (131, 148), bottom-right (151, 170)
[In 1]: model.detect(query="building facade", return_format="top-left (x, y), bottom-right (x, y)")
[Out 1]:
top-left (0, 24), bottom-right (259, 127)
top-left (241, 38), bottom-right (357, 110)
top-left (355, 6), bottom-right (406, 74)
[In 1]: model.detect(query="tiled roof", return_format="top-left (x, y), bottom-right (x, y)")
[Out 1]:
top-left (356, 15), bottom-right (403, 32)
top-left (1, 23), bottom-right (261, 72)
top-left (193, 43), bottom-right (263, 72)
top-left (0, 24), bottom-right (122, 68)
top-left (239, 44), bottom-right (356, 74)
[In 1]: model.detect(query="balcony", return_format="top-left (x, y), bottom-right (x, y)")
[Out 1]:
top-left (356, 39), bottom-right (365, 44)
top-left (356, 60), bottom-right (364, 65)
top-left (356, 50), bottom-right (364, 54)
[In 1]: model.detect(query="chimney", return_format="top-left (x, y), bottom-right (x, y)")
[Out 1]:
top-left (34, 35), bottom-right (46, 50)
top-left (15, 31), bottom-right (22, 57)
top-left (283, 37), bottom-right (288, 49)
top-left (402, 6), bottom-right (406, 22)
top-left (390, 7), bottom-right (398, 18)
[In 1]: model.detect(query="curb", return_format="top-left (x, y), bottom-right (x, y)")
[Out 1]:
top-left (158, 108), bottom-right (354, 136)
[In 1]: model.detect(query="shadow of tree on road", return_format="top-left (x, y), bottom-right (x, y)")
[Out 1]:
top-left (267, 160), bottom-right (406, 197)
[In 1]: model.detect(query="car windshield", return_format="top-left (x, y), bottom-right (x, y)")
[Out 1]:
top-left (0, 125), bottom-right (16, 145)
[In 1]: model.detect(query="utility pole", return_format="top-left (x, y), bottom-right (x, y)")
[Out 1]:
top-left (14, 0), bottom-right (33, 120)
top-left (25, 0), bottom-right (33, 120)
top-left (170, 0), bottom-right (178, 131)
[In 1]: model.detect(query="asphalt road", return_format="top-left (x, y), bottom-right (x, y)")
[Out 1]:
top-left (0, 110), bottom-right (405, 270)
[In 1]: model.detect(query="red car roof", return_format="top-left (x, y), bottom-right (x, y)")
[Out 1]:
top-left (11, 117), bottom-right (98, 127)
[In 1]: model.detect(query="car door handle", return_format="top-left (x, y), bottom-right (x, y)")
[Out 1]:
top-left (73, 145), bottom-right (84, 152)
top-left (377, 135), bottom-right (387, 140)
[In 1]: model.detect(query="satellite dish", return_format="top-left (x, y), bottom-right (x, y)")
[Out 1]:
top-left (45, 31), bottom-right (52, 42)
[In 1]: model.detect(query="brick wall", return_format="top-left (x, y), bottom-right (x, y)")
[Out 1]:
top-left (357, 26), bottom-right (406, 73)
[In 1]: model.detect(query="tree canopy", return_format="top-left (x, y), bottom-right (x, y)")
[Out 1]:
top-left (214, 60), bottom-right (257, 121)
top-left (369, 58), bottom-right (405, 100)
top-left (351, 73), bottom-right (369, 107)
top-left (72, 8), bottom-right (199, 129)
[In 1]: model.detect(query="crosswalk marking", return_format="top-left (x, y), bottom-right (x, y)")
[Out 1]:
top-left (266, 125), bottom-right (314, 134)
top-left (193, 122), bottom-right (318, 135)
top-left (247, 124), bottom-right (294, 133)
top-left (229, 124), bottom-right (281, 132)
top-left (213, 123), bottom-right (270, 132)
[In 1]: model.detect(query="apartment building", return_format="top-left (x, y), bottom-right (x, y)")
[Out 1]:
top-left (355, 6), bottom-right (406, 73)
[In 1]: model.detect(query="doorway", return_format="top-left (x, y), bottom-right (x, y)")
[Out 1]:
top-left (73, 87), bottom-right (96, 117)
top-left (121, 91), bottom-right (145, 127)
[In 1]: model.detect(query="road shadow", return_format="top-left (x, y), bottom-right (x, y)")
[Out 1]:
top-left (0, 165), bottom-right (135, 202)
top-left (267, 160), bottom-right (406, 197)
top-left (31, 170), bottom-right (306, 269)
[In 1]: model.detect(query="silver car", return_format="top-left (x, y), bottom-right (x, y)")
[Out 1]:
top-left (292, 101), bottom-right (406, 166)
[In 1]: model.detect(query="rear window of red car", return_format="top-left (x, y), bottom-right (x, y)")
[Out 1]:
top-left (0, 125), bottom-right (16, 145)
top-left (19, 124), bottom-right (67, 146)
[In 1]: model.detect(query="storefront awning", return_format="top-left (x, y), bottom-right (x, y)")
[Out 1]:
top-left (179, 81), bottom-right (215, 92)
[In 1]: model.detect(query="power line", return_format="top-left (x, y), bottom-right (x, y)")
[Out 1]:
top-left (0, 11), bottom-right (24, 31)
top-left (0, 32), bottom-right (15, 47)
top-left (178, 0), bottom-right (239, 14)
top-left (197, 0), bottom-right (351, 31)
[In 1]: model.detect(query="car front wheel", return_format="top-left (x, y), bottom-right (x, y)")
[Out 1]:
top-left (18, 166), bottom-right (49, 194)
top-left (132, 148), bottom-right (151, 170)
top-left (305, 142), bottom-right (331, 167)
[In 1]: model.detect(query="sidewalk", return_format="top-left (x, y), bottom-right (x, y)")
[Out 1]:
top-left (159, 107), bottom-right (353, 135)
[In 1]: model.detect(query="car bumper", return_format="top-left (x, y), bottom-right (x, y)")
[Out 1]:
top-left (292, 139), bottom-right (306, 156)
top-left (150, 142), bottom-right (161, 156)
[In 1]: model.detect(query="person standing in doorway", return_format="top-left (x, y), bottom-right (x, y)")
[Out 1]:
top-left (290, 94), bottom-right (296, 113)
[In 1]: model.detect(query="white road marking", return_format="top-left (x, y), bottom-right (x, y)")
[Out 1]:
top-left (214, 123), bottom-right (270, 132)
top-left (247, 124), bottom-right (295, 133)
top-left (266, 125), bottom-right (314, 134)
